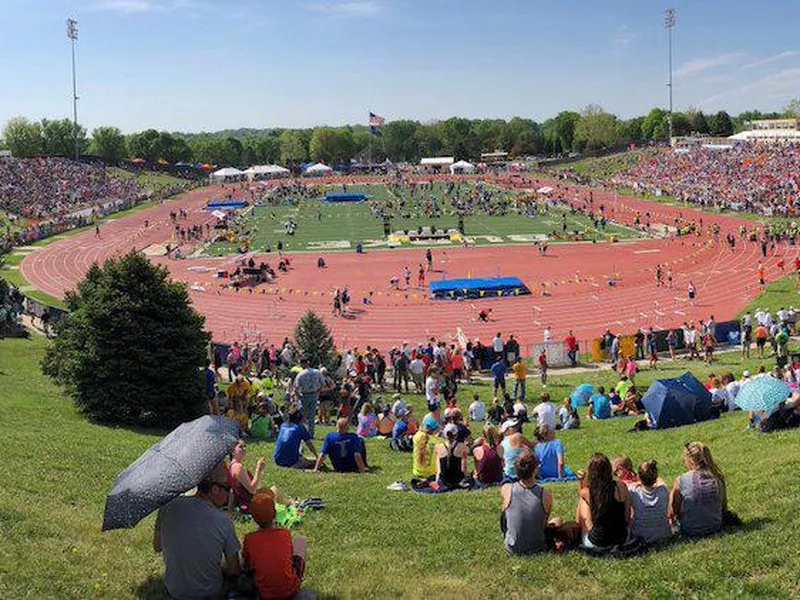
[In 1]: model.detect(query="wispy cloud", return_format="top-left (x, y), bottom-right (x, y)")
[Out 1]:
top-left (675, 52), bottom-right (748, 77)
top-left (699, 67), bottom-right (800, 108)
top-left (93, 0), bottom-right (155, 12)
top-left (611, 25), bottom-right (633, 55)
top-left (739, 50), bottom-right (800, 70)
top-left (303, 1), bottom-right (382, 17)
top-left (92, 0), bottom-right (194, 13)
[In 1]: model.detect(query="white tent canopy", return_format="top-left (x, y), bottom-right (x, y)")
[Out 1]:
top-left (449, 160), bottom-right (475, 174)
top-left (420, 157), bottom-right (455, 166)
top-left (305, 163), bottom-right (333, 174)
top-left (211, 167), bottom-right (244, 182)
top-left (245, 164), bottom-right (291, 180)
top-left (537, 186), bottom-right (554, 194)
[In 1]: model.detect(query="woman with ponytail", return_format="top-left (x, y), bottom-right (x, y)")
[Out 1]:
top-left (670, 442), bottom-right (726, 537)
top-left (412, 419), bottom-right (440, 480)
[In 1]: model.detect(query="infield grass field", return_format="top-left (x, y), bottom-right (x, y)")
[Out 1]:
top-left (204, 182), bottom-right (640, 255)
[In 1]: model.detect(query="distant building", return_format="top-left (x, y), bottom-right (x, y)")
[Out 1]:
top-left (729, 118), bottom-right (800, 142)
top-left (419, 156), bottom-right (454, 173)
top-left (480, 151), bottom-right (508, 165)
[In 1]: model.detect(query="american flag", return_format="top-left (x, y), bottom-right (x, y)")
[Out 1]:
top-left (368, 112), bottom-right (385, 127)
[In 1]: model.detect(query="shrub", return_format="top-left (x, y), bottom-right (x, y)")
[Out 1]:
top-left (43, 250), bottom-right (210, 427)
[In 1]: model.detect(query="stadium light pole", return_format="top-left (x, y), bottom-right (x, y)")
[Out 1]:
top-left (67, 18), bottom-right (80, 160)
top-left (664, 8), bottom-right (676, 143)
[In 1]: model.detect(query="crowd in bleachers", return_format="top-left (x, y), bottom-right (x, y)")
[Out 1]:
top-left (612, 144), bottom-right (800, 215)
top-left (0, 157), bottom-right (143, 219)
top-left (0, 157), bottom-right (196, 252)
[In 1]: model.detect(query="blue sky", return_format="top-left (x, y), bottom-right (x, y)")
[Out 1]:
top-left (2, 0), bottom-right (800, 133)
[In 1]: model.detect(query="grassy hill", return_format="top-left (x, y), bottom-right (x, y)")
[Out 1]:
top-left (3, 334), bottom-right (800, 598)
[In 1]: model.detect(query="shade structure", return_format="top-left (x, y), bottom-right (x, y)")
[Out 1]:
top-left (732, 377), bottom-right (791, 412)
top-left (102, 415), bottom-right (239, 531)
top-left (641, 372), bottom-right (713, 430)
top-left (570, 383), bottom-right (594, 407)
top-left (449, 160), bottom-right (475, 174)
top-left (537, 186), bottom-right (553, 194)
top-left (304, 163), bottom-right (333, 175)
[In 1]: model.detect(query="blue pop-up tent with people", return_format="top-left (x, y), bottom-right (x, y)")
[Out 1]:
top-left (641, 372), bottom-right (714, 430)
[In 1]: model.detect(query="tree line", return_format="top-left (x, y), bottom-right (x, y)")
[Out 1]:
top-left (1, 102), bottom-right (798, 168)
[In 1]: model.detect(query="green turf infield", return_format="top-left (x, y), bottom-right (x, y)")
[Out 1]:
top-left (204, 182), bottom-right (640, 255)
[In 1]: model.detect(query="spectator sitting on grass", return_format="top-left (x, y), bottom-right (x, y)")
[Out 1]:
top-left (612, 456), bottom-right (640, 485)
top-left (412, 419), bottom-right (440, 481)
top-left (501, 452), bottom-right (579, 555)
top-left (532, 392), bottom-right (557, 430)
top-left (314, 418), bottom-right (367, 473)
top-left (576, 453), bottom-right (631, 549)
top-left (273, 407), bottom-right (318, 469)
top-left (228, 439), bottom-right (270, 511)
top-left (472, 424), bottom-right (504, 486)
top-left (628, 460), bottom-right (671, 545)
top-left (588, 386), bottom-right (612, 420)
top-left (533, 425), bottom-right (565, 479)
top-left (153, 466), bottom-right (240, 600)
top-left (390, 408), bottom-right (413, 451)
top-left (500, 418), bottom-right (535, 482)
top-left (469, 393), bottom-right (486, 421)
top-left (356, 402), bottom-right (378, 438)
top-left (435, 423), bottom-right (470, 488)
top-left (376, 405), bottom-right (395, 436)
top-left (670, 442), bottom-right (726, 538)
top-left (243, 490), bottom-right (311, 600)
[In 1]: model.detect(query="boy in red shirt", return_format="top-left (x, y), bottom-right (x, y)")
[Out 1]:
top-left (538, 349), bottom-right (548, 386)
top-left (243, 491), bottom-right (308, 600)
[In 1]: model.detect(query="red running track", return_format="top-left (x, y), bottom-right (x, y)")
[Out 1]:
top-left (21, 178), bottom-right (796, 350)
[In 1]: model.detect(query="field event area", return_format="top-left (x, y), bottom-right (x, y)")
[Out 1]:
top-left (204, 180), bottom-right (639, 255)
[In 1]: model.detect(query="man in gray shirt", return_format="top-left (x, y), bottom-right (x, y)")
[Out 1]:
top-left (154, 466), bottom-right (240, 599)
top-left (294, 357), bottom-right (324, 439)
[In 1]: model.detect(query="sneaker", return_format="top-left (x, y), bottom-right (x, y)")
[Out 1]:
top-left (387, 481), bottom-right (409, 491)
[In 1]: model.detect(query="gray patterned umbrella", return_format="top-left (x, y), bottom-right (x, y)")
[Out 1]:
top-left (102, 415), bottom-right (239, 531)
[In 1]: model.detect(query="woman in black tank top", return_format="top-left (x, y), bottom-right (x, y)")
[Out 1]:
top-left (578, 453), bottom-right (630, 547)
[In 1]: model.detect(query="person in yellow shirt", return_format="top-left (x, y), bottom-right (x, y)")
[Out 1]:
top-left (227, 375), bottom-right (252, 431)
top-left (412, 420), bottom-right (440, 480)
top-left (512, 358), bottom-right (527, 401)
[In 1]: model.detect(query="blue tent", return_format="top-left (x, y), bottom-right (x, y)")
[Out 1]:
top-left (641, 372), bottom-right (713, 430)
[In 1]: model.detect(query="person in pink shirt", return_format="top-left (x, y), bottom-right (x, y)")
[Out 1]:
top-left (625, 357), bottom-right (638, 384)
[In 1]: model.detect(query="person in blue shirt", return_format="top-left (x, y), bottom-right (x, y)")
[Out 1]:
top-left (491, 357), bottom-right (507, 395)
top-left (314, 418), bottom-right (367, 473)
top-left (533, 425), bottom-right (565, 479)
top-left (390, 409), bottom-right (413, 451)
top-left (587, 386), bottom-right (612, 420)
top-left (273, 408), bottom-right (318, 469)
top-left (205, 364), bottom-right (218, 415)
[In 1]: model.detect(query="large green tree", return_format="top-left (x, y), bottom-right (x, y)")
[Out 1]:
top-left (709, 110), bottom-right (734, 136)
top-left (573, 105), bottom-right (621, 153)
top-left (43, 251), bottom-right (210, 427)
top-left (279, 130), bottom-right (307, 166)
top-left (90, 126), bottom-right (128, 163)
top-left (382, 119), bottom-right (420, 161)
top-left (2, 117), bottom-right (43, 157)
top-left (552, 111), bottom-right (581, 152)
top-left (41, 118), bottom-right (88, 156)
top-left (309, 127), bottom-right (354, 164)
top-left (641, 108), bottom-right (668, 141)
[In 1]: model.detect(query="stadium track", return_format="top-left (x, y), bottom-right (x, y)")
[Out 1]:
top-left (21, 177), bottom-right (795, 349)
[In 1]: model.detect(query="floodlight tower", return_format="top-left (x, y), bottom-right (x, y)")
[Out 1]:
top-left (664, 8), bottom-right (676, 142)
top-left (67, 18), bottom-right (80, 159)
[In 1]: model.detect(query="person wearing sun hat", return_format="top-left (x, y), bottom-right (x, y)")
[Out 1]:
top-left (243, 490), bottom-right (308, 599)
